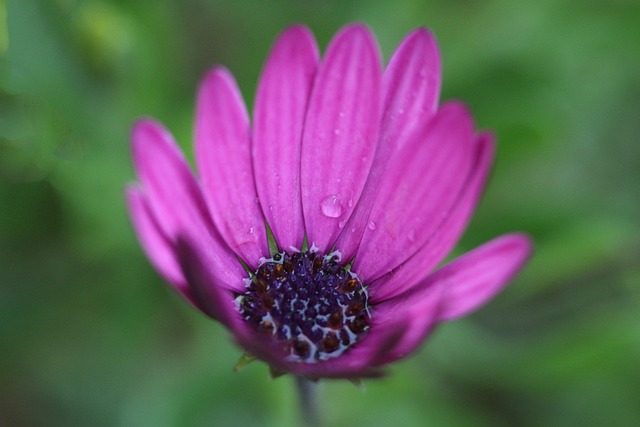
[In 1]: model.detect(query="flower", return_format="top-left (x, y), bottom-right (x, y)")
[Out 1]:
top-left (126, 24), bottom-right (532, 379)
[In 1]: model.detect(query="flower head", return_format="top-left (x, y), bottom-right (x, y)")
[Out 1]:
top-left (126, 24), bottom-right (532, 378)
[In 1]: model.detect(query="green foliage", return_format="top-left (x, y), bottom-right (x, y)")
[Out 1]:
top-left (1, 0), bottom-right (639, 426)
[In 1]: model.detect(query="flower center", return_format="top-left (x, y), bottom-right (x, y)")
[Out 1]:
top-left (237, 249), bottom-right (370, 363)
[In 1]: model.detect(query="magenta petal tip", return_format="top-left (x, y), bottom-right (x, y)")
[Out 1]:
top-left (436, 233), bottom-right (534, 322)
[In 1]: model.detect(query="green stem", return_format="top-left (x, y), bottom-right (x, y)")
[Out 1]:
top-left (295, 376), bottom-right (321, 427)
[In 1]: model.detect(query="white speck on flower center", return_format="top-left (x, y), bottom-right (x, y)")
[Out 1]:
top-left (320, 194), bottom-right (344, 218)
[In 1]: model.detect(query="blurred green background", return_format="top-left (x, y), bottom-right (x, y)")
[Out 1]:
top-left (1, 0), bottom-right (639, 426)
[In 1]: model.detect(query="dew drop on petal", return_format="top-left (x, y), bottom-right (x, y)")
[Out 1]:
top-left (338, 220), bottom-right (347, 229)
top-left (367, 220), bottom-right (376, 231)
top-left (320, 195), bottom-right (344, 219)
top-left (407, 228), bottom-right (416, 242)
top-left (227, 218), bottom-right (258, 248)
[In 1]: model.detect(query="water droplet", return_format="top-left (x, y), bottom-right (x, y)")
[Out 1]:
top-left (229, 218), bottom-right (257, 248)
top-left (338, 220), bottom-right (347, 229)
top-left (348, 199), bottom-right (353, 207)
top-left (407, 229), bottom-right (416, 242)
top-left (350, 227), bottom-right (356, 233)
top-left (333, 128), bottom-right (341, 135)
top-left (320, 195), bottom-right (344, 218)
top-left (367, 220), bottom-right (376, 231)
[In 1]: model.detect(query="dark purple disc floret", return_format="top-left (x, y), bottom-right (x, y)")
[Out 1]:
top-left (237, 249), bottom-right (370, 363)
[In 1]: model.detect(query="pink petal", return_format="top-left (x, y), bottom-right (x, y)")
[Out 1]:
top-left (174, 235), bottom-right (288, 364)
top-left (365, 234), bottom-right (531, 364)
top-left (353, 102), bottom-right (475, 283)
top-left (125, 185), bottom-right (186, 291)
top-left (370, 280), bottom-right (444, 365)
top-left (131, 118), bottom-right (245, 292)
top-left (175, 236), bottom-right (249, 330)
top-left (369, 132), bottom-right (494, 301)
top-left (379, 27), bottom-right (441, 148)
top-left (196, 68), bottom-right (268, 266)
top-left (435, 233), bottom-right (533, 321)
top-left (253, 26), bottom-right (319, 251)
top-left (132, 119), bottom-right (210, 241)
top-left (335, 28), bottom-right (442, 259)
top-left (300, 24), bottom-right (382, 252)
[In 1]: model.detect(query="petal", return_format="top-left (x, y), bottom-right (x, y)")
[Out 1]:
top-left (125, 185), bottom-right (186, 290)
top-left (131, 118), bottom-right (245, 292)
top-left (335, 28), bottom-right (442, 259)
top-left (353, 102), bottom-right (475, 283)
top-left (175, 235), bottom-right (294, 366)
top-left (366, 234), bottom-right (531, 364)
top-left (300, 24), bottom-right (382, 252)
top-left (195, 68), bottom-right (268, 266)
top-left (435, 233), bottom-right (533, 321)
top-left (370, 280), bottom-right (444, 365)
top-left (253, 26), bottom-right (319, 251)
top-left (132, 119), bottom-right (210, 240)
top-left (369, 132), bottom-right (494, 301)
top-left (379, 27), bottom-right (441, 148)
top-left (175, 236), bottom-right (249, 329)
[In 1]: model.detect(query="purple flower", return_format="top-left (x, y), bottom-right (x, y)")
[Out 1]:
top-left (126, 24), bottom-right (532, 379)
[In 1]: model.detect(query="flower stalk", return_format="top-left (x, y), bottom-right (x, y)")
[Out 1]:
top-left (296, 376), bottom-right (321, 427)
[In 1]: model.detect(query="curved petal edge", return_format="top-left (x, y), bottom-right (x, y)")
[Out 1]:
top-left (436, 233), bottom-right (533, 322)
